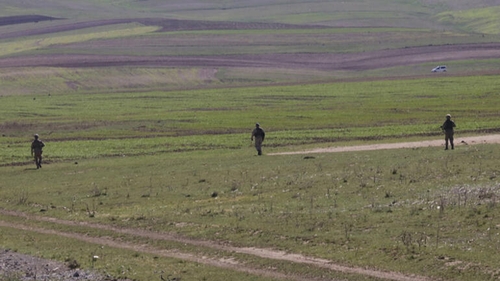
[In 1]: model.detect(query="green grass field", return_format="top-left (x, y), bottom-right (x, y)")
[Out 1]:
top-left (2, 1), bottom-right (500, 280)
top-left (2, 74), bottom-right (500, 280)
top-left (1, 138), bottom-right (500, 280)
top-left (1, 75), bottom-right (500, 166)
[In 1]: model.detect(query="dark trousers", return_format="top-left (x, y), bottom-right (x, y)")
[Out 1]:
top-left (254, 137), bottom-right (263, 155)
top-left (444, 131), bottom-right (454, 149)
top-left (34, 151), bottom-right (43, 168)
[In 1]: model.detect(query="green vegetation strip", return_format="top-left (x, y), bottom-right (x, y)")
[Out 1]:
top-left (0, 23), bottom-right (159, 57)
top-left (1, 75), bottom-right (500, 165)
top-left (163, 27), bottom-right (429, 36)
top-left (437, 6), bottom-right (500, 34)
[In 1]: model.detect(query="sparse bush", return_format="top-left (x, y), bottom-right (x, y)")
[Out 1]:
top-left (66, 258), bottom-right (80, 270)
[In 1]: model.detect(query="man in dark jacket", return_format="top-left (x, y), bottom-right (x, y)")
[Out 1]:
top-left (31, 134), bottom-right (45, 168)
top-left (251, 123), bottom-right (265, 155)
top-left (440, 114), bottom-right (456, 150)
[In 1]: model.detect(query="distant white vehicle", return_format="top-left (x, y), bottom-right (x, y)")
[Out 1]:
top-left (432, 65), bottom-right (447, 72)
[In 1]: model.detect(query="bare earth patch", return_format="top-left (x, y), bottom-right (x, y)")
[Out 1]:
top-left (269, 134), bottom-right (500, 155)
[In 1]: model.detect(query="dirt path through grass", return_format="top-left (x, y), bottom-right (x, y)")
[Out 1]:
top-left (269, 134), bottom-right (500, 155)
top-left (2, 135), bottom-right (500, 280)
top-left (0, 209), bottom-right (432, 281)
top-left (2, 136), bottom-right (500, 280)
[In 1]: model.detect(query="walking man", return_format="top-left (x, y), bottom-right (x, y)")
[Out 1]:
top-left (440, 114), bottom-right (456, 150)
top-left (251, 123), bottom-right (265, 155)
top-left (31, 134), bottom-right (45, 168)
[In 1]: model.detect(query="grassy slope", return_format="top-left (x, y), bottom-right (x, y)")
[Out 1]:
top-left (0, 23), bottom-right (159, 57)
top-left (1, 140), bottom-right (500, 280)
top-left (1, 0), bottom-right (500, 94)
top-left (1, 75), bottom-right (500, 165)
top-left (4, 0), bottom-right (497, 32)
top-left (2, 0), bottom-right (498, 34)
top-left (1, 75), bottom-right (500, 279)
top-left (1, 1), bottom-right (500, 281)
top-left (436, 6), bottom-right (500, 34)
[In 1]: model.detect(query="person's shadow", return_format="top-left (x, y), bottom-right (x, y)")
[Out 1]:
top-left (24, 168), bottom-right (39, 171)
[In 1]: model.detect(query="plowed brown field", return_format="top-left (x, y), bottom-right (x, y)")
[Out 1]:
top-left (1, 16), bottom-right (499, 75)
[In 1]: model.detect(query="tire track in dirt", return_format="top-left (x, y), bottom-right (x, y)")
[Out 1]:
top-left (0, 220), bottom-right (302, 281)
top-left (269, 134), bottom-right (500, 155)
top-left (0, 209), bottom-right (432, 281)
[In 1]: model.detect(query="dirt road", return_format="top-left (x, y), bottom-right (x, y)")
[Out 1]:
top-left (269, 134), bottom-right (500, 155)
top-left (0, 209), bottom-right (432, 281)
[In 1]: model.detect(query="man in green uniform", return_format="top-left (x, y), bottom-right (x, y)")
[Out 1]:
top-left (31, 134), bottom-right (45, 169)
top-left (440, 114), bottom-right (456, 150)
top-left (251, 123), bottom-right (265, 155)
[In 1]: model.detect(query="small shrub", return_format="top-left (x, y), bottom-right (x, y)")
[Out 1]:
top-left (66, 258), bottom-right (80, 269)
